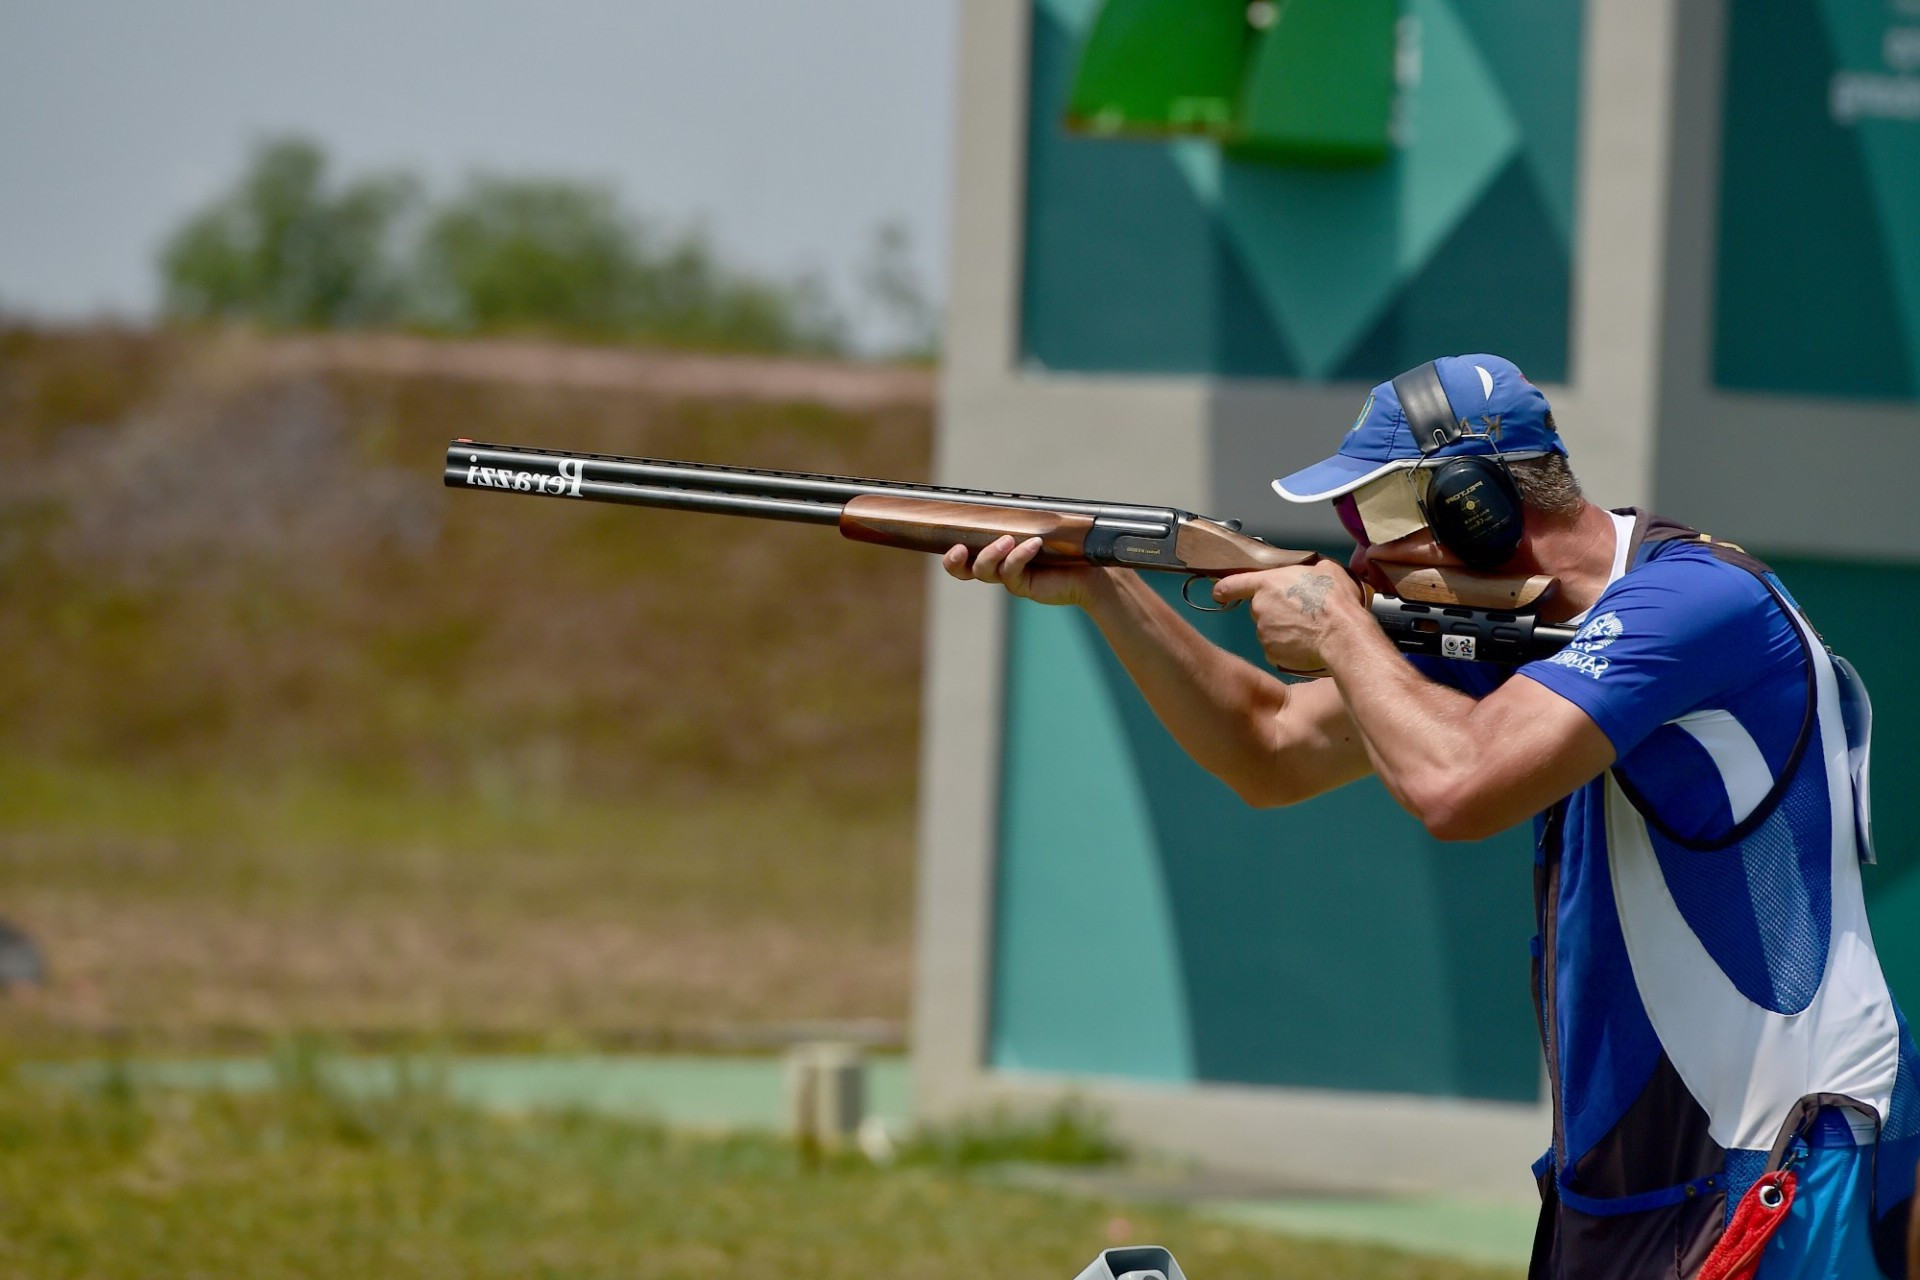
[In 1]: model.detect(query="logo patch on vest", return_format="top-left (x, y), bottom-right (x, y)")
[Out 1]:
top-left (1546, 611), bottom-right (1623, 678)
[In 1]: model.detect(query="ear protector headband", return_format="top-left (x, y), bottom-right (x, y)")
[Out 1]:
top-left (1388, 362), bottom-right (1525, 570)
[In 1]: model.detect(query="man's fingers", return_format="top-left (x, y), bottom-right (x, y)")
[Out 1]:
top-left (970, 535), bottom-right (1019, 585)
top-left (1002, 536), bottom-right (1044, 578)
top-left (1211, 571), bottom-right (1263, 605)
top-left (990, 537), bottom-right (1045, 596)
top-left (946, 536), bottom-right (1050, 599)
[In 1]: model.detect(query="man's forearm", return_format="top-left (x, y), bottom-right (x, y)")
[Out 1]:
top-left (1316, 610), bottom-right (1483, 822)
top-left (1080, 571), bottom-right (1361, 806)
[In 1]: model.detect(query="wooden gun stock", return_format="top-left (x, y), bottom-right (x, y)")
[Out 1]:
top-left (1370, 561), bottom-right (1557, 612)
top-left (1167, 516), bottom-right (1320, 573)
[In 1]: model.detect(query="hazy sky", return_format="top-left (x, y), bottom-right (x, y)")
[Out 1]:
top-left (0, 0), bottom-right (957, 336)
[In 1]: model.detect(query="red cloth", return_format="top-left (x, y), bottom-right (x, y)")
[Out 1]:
top-left (1698, 1172), bottom-right (1798, 1280)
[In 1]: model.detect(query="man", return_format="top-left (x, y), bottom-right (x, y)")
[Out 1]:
top-left (945, 354), bottom-right (1918, 1278)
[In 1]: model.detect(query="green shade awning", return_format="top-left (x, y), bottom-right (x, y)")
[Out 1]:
top-left (1066, 0), bottom-right (1396, 166)
top-left (1234, 0), bottom-right (1396, 165)
top-left (1065, 0), bottom-right (1250, 137)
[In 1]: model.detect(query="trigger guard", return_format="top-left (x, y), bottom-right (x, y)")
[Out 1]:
top-left (1181, 576), bottom-right (1237, 612)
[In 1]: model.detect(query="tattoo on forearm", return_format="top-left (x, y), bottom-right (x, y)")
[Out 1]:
top-left (1286, 574), bottom-right (1335, 617)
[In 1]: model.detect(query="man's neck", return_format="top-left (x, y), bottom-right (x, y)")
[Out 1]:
top-left (1527, 503), bottom-right (1623, 623)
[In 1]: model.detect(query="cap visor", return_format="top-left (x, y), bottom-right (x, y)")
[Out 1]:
top-left (1271, 455), bottom-right (1414, 503)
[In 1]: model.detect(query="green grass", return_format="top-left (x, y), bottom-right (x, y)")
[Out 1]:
top-left (0, 1058), bottom-right (1519, 1280)
top-left (894, 1100), bottom-right (1129, 1170)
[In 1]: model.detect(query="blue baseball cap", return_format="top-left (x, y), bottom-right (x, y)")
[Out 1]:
top-left (1271, 354), bottom-right (1566, 503)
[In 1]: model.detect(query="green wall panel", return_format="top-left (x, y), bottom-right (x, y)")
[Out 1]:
top-left (989, 556), bottom-right (1920, 1100)
top-left (1714, 1), bottom-right (1920, 400)
top-left (991, 596), bottom-right (1198, 1082)
top-left (1020, 0), bottom-right (1582, 380)
top-left (990, 578), bottom-right (1540, 1102)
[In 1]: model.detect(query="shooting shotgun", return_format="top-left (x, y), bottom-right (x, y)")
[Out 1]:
top-left (444, 440), bottom-right (1577, 666)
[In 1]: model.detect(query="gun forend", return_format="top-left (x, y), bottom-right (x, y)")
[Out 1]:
top-left (839, 496), bottom-right (1096, 561)
top-left (836, 496), bottom-right (1325, 577)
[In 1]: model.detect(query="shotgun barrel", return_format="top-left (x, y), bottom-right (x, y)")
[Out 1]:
top-left (443, 438), bottom-right (1576, 666)
top-left (444, 439), bottom-right (1309, 577)
top-left (447, 440), bottom-right (1184, 527)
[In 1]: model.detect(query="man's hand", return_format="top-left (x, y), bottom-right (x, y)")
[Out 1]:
top-left (942, 535), bottom-right (1108, 608)
top-left (1212, 564), bottom-right (1368, 676)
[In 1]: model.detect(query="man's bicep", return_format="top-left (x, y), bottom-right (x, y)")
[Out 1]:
top-left (1270, 675), bottom-right (1375, 801)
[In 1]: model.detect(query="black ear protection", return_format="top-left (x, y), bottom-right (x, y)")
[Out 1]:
top-left (1388, 361), bottom-right (1525, 570)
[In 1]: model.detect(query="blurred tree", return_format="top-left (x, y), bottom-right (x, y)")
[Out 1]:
top-left (160, 138), bottom-right (418, 328)
top-left (629, 224), bottom-right (848, 354)
top-left (416, 180), bottom-right (848, 353)
top-left (160, 140), bottom-right (855, 356)
top-left (409, 177), bottom-right (645, 335)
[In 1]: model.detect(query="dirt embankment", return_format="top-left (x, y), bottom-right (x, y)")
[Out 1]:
top-left (0, 326), bottom-right (935, 806)
top-left (0, 326), bottom-right (937, 1049)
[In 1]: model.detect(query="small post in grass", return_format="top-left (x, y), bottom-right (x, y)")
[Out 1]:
top-left (786, 1042), bottom-right (867, 1167)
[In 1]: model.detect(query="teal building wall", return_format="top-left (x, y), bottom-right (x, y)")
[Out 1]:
top-left (982, 0), bottom-right (1920, 1106)
top-left (990, 563), bottom-right (1920, 1100)
top-left (1715, 0), bottom-right (1920, 400)
top-left (1020, 0), bottom-right (1583, 380)
top-left (990, 576), bottom-right (1539, 1102)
